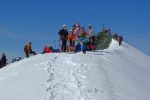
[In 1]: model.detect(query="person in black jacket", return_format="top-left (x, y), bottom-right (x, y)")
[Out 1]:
top-left (58, 25), bottom-right (68, 52)
top-left (118, 35), bottom-right (123, 46)
top-left (1, 53), bottom-right (7, 68)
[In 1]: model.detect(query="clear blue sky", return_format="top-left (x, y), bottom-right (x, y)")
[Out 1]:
top-left (0, 0), bottom-right (150, 61)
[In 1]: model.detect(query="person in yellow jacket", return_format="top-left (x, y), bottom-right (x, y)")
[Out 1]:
top-left (24, 42), bottom-right (36, 57)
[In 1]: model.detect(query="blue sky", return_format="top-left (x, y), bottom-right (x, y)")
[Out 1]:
top-left (0, 0), bottom-right (150, 61)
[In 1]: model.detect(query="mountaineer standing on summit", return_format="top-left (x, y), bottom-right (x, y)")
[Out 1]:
top-left (58, 25), bottom-right (68, 52)
top-left (88, 24), bottom-right (94, 45)
top-left (24, 42), bottom-right (36, 58)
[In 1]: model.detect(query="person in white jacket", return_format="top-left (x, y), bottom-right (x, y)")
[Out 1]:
top-left (88, 24), bottom-right (94, 45)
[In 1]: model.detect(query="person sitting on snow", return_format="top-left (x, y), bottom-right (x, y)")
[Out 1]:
top-left (42, 45), bottom-right (52, 54)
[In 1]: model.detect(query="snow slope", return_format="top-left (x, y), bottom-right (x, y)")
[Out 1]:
top-left (0, 39), bottom-right (150, 100)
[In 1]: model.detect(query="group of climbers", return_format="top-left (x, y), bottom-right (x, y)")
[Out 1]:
top-left (0, 24), bottom-right (124, 69)
top-left (22, 24), bottom-right (124, 58)
top-left (58, 23), bottom-right (96, 53)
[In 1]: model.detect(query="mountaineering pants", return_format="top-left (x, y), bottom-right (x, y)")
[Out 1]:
top-left (61, 39), bottom-right (67, 52)
top-left (25, 50), bottom-right (36, 58)
top-left (89, 36), bottom-right (94, 45)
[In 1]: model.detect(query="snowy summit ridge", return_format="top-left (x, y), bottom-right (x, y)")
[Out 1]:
top-left (0, 39), bottom-right (150, 100)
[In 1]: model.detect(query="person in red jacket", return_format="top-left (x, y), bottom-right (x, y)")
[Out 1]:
top-left (43, 46), bottom-right (52, 53)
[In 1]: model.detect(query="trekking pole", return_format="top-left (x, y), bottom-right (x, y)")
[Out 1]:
top-left (54, 40), bottom-right (56, 50)
top-left (59, 39), bottom-right (61, 52)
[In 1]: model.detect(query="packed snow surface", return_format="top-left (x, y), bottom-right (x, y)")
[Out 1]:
top-left (0, 39), bottom-right (150, 100)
